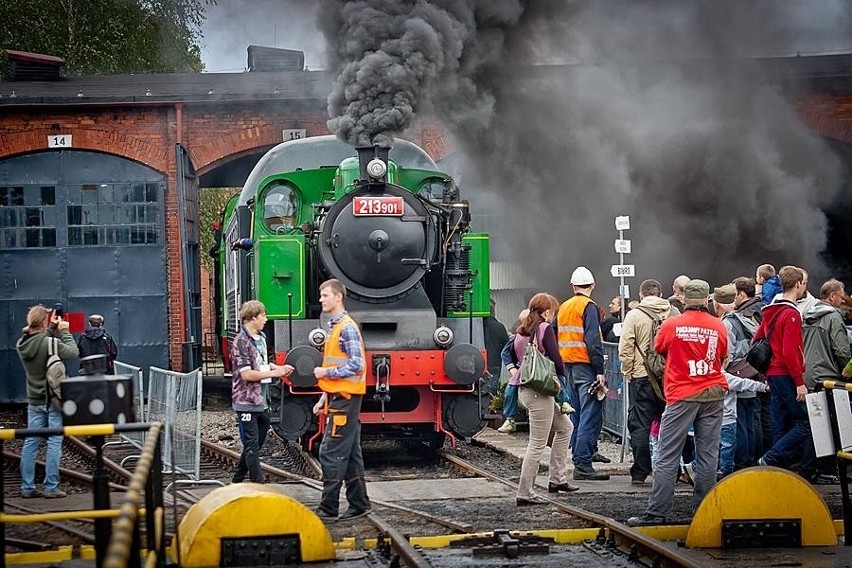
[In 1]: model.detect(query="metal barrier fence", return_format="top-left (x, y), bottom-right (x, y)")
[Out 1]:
top-left (104, 361), bottom-right (146, 460)
top-left (147, 366), bottom-right (204, 481)
top-left (602, 341), bottom-right (629, 462)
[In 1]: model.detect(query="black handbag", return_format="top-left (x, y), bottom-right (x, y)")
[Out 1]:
top-left (745, 310), bottom-right (785, 375)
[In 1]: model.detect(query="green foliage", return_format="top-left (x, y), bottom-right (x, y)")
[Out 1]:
top-left (0, 0), bottom-right (209, 74)
top-left (199, 187), bottom-right (238, 270)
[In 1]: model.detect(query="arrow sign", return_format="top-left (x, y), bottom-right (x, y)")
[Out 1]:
top-left (615, 239), bottom-right (631, 254)
top-left (615, 216), bottom-right (631, 231)
top-left (611, 264), bottom-right (635, 278)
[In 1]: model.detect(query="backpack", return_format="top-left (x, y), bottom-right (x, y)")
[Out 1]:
top-left (633, 307), bottom-right (666, 401)
top-left (725, 312), bottom-right (760, 379)
top-left (45, 337), bottom-right (66, 411)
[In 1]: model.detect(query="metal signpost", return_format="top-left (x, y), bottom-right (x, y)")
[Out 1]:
top-left (612, 215), bottom-right (632, 462)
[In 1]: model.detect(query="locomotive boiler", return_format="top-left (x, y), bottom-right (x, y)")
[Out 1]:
top-left (212, 135), bottom-right (491, 449)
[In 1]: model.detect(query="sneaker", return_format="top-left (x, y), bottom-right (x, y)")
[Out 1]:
top-left (548, 481), bottom-right (580, 493)
top-left (758, 456), bottom-right (768, 467)
top-left (497, 419), bottom-right (516, 433)
top-left (626, 513), bottom-right (666, 527)
top-left (314, 506), bottom-right (338, 522)
top-left (43, 489), bottom-right (67, 499)
top-left (339, 507), bottom-right (372, 521)
top-left (812, 474), bottom-right (840, 485)
top-left (559, 402), bottom-right (575, 415)
top-left (630, 477), bottom-right (648, 485)
top-left (516, 495), bottom-right (548, 506)
top-left (683, 463), bottom-right (696, 487)
top-left (592, 452), bottom-right (612, 464)
top-left (573, 464), bottom-right (610, 481)
top-left (20, 489), bottom-right (43, 499)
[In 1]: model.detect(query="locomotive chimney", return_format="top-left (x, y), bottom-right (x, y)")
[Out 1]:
top-left (355, 144), bottom-right (391, 191)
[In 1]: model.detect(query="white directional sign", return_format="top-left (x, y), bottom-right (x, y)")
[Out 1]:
top-left (614, 239), bottom-right (632, 254)
top-left (610, 264), bottom-right (635, 278)
top-left (615, 215), bottom-right (631, 231)
top-left (620, 284), bottom-right (630, 298)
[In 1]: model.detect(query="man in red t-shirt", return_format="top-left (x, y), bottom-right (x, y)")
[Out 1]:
top-left (756, 266), bottom-right (810, 471)
top-left (627, 279), bottom-right (729, 526)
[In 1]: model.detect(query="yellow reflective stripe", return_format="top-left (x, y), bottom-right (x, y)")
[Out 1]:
top-left (558, 326), bottom-right (585, 333)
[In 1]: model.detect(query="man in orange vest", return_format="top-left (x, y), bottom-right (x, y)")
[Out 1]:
top-left (557, 266), bottom-right (609, 481)
top-left (311, 278), bottom-right (371, 522)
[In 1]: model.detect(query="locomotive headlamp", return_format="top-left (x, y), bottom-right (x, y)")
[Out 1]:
top-left (366, 158), bottom-right (387, 179)
top-left (433, 326), bottom-right (454, 347)
top-left (308, 327), bottom-right (328, 348)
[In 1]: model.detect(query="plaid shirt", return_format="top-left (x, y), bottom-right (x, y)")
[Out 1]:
top-left (230, 326), bottom-right (267, 412)
top-left (326, 311), bottom-right (365, 378)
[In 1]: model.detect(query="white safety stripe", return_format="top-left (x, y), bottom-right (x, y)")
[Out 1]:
top-left (558, 326), bottom-right (585, 333)
top-left (558, 341), bottom-right (586, 348)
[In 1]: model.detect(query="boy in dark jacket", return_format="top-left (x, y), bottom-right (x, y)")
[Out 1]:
top-left (77, 314), bottom-right (118, 373)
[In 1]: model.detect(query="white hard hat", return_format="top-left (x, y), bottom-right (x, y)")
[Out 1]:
top-left (570, 266), bottom-right (595, 286)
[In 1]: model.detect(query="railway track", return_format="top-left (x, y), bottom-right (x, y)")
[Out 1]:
top-left (438, 449), bottom-right (702, 568)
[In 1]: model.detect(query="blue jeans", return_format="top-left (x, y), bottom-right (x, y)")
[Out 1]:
top-left (763, 376), bottom-right (813, 468)
top-left (555, 374), bottom-right (571, 405)
top-left (21, 404), bottom-right (63, 493)
top-left (502, 384), bottom-right (519, 419)
top-left (734, 396), bottom-right (759, 468)
top-left (719, 422), bottom-right (736, 477)
top-left (567, 363), bottom-right (603, 467)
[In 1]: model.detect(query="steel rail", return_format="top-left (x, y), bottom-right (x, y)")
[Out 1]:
top-left (3, 450), bottom-right (127, 491)
top-left (366, 511), bottom-right (434, 568)
top-left (65, 436), bottom-right (134, 483)
top-left (199, 439), bottom-right (472, 532)
top-left (439, 450), bottom-right (703, 568)
top-left (3, 501), bottom-right (96, 543)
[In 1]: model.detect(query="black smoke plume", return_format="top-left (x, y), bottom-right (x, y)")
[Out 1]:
top-left (319, 0), bottom-right (523, 146)
top-left (320, 0), bottom-right (849, 295)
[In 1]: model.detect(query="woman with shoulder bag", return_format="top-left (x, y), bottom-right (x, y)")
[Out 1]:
top-left (515, 293), bottom-right (579, 505)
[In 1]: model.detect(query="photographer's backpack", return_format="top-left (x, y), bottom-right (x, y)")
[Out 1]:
top-left (634, 307), bottom-right (667, 401)
top-left (45, 337), bottom-right (66, 410)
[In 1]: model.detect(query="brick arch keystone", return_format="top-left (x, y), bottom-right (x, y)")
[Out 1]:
top-left (0, 128), bottom-right (169, 172)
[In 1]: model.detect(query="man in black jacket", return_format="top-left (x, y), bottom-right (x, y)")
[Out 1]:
top-left (77, 315), bottom-right (118, 374)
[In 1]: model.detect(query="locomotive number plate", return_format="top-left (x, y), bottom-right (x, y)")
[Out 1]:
top-left (353, 196), bottom-right (404, 216)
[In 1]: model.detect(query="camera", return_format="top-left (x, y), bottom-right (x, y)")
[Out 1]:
top-left (587, 382), bottom-right (609, 401)
top-left (53, 302), bottom-right (64, 319)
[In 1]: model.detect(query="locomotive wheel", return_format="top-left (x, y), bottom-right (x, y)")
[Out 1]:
top-left (442, 393), bottom-right (486, 439)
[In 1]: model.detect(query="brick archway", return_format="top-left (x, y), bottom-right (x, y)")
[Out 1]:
top-left (0, 128), bottom-right (170, 171)
top-left (190, 125), bottom-right (289, 173)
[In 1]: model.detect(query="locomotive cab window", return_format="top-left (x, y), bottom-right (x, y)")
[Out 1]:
top-left (262, 182), bottom-right (299, 233)
top-left (418, 178), bottom-right (453, 201)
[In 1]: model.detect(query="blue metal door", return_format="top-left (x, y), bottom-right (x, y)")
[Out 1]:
top-left (0, 150), bottom-right (168, 402)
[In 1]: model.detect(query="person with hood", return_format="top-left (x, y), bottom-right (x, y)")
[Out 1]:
top-left (77, 314), bottom-right (118, 374)
top-left (756, 264), bottom-right (782, 306)
top-left (755, 266), bottom-right (809, 471)
top-left (16, 305), bottom-right (79, 498)
top-left (804, 279), bottom-right (852, 391)
top-left (795, 268), bottom-right (821, 316)
top-left (618, 278), bottom-right (679, 484)
top-left (800, 278), bottom-right (852, 482)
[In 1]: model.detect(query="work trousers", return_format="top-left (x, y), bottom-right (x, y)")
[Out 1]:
top-left (645, 397), bottom-right (723, 518)
top-left (516, 386), bottom-right (573, 499)
top-left (319, 394), bottom-right (371, 514)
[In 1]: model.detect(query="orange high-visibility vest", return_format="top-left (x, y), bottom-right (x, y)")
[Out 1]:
top-left (557, 294), bottom-right (596, 363)
top-left (317, 314), bottom-right (366, 395)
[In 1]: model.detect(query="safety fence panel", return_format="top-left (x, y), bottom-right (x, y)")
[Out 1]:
top-left (147, 366), bottom-right (203, 479)
top-left (114, 360), bottom-right (146, 450)
top-left (602, 342), bottom-right (629, 457)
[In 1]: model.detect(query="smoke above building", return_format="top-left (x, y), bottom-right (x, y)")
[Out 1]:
top-left (320, 0), bottom-right (850, 294)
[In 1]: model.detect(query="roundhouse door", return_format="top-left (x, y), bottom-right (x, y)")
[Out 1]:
top-left (0, 150), bottom-right (168, 402)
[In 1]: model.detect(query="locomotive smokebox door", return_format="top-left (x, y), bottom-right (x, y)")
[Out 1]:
top-left (285, 345), bottom-right (323, 387)
top-left (443, 344), bottom-right (485, 386)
